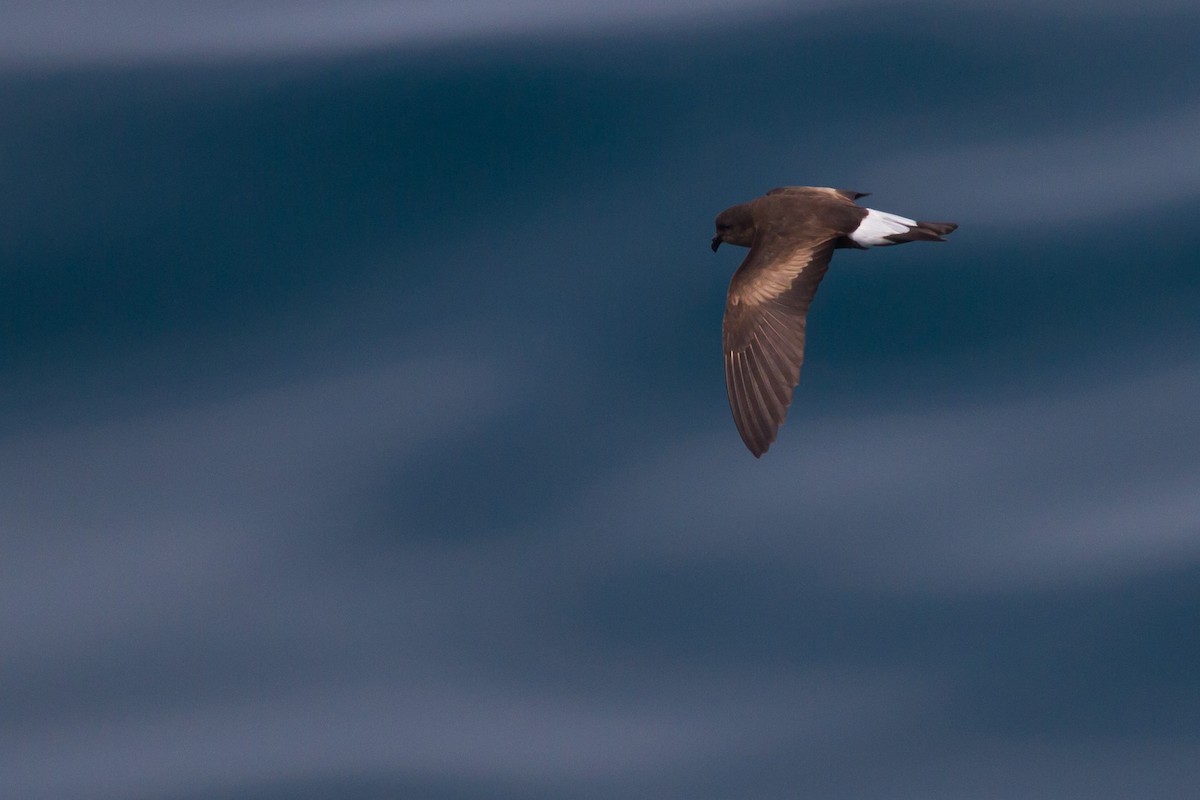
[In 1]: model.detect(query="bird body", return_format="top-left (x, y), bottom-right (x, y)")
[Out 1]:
top-left (712, 187), bottom-right (957, 457)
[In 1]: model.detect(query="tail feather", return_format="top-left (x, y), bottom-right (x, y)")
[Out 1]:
top-left (885, 220), bottom-right (958, 244)
top-left (850, 208), bottom-right (958, 247)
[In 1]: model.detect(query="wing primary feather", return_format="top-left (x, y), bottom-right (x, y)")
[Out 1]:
top-left (756, 305), bottom-right (807, 376)
top-left (765, 328), bottom-right (803, 378)
top-left (760, 304), bottom-right (805, 345)
top-left (750, 335), bottom-right (790, 408)
top-left (755, 304), bottom-right (792, 340)
top-left (739, 351), bottom-right (770, 455)
top-left (724, 347), bottom-right (763, 453)
top-left (727, 350), bottom-right (756, 452)
top-left (742, 344), bottom-right (782, 445)
top-left (754, 328), bottom-right (795, 390)
top-left (757, 318), bottom-right (805, 370)
top-left (726, 350), bottom-right (755, 450)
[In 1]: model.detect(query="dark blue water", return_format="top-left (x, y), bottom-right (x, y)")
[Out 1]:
top-left (3, 6), bottom-right (1199, 799)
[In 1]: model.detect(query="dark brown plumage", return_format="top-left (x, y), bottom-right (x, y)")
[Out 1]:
top-left (712, 186), bottom-right (957, 457)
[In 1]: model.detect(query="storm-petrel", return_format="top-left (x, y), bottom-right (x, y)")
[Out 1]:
top-left (712, 186), bottom-right (957, 457)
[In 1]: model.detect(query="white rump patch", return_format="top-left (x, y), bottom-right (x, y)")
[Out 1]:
top-left (849, 208), bottom-right (917, 247)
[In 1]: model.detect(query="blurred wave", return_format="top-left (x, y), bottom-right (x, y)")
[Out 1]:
top-left (2, 4), bottom-right (1199, 799)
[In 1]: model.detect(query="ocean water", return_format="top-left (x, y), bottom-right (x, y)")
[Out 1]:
top-left (3, 4), bottom-right (1199, 798)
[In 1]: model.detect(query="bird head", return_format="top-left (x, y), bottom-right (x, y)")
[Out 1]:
top-left (711, 204), bottom-right (755, 251)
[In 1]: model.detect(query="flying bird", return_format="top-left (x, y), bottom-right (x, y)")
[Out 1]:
top-left (712, 186), bottom-right (957, 457)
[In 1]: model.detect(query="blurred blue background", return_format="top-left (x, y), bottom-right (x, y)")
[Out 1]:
top-left (3, 2), bottom-right (1199, 798)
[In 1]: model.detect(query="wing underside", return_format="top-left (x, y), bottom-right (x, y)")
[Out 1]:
top-left (723, 239), bottom-right (835, 456)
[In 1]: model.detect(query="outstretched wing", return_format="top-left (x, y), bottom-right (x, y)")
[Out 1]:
top-left (723, 237), bottom-right (837, 457)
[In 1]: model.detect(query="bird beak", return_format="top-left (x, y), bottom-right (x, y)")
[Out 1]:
top-left (710, 235), bottom-right (722, 252)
